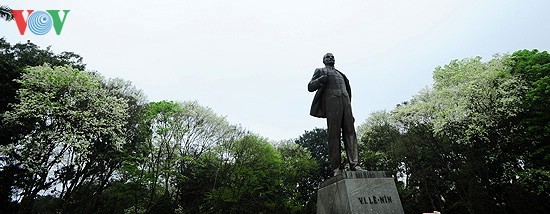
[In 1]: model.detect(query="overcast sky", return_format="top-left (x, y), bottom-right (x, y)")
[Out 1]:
top-left (2, 0), bottom-right (550, 141)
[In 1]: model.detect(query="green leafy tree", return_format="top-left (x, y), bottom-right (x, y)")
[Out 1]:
top-left (357, 110), bottom-right (400, 173)
top-left (144, 100), bottom-right (183, 204)
top-left (277, 141), bottom-right (319, 213)
top-left (509, 49), bottom-right (550, 212)
top-left (289, 128), bottom-right (332, 213)
top-left (173, 152), bottom-right (223, 214)
top-left (117, 100), bottom-right (237, 212)
top-left (295, 128), bottom-right (331, 181)
top-left (206, 135), bottom-right (285, 213)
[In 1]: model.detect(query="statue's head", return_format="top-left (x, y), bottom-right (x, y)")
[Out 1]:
top-left (323, 53), bottom-right (335, 66)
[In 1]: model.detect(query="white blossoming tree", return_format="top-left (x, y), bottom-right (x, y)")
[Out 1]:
top-left (2, 65), bottom-right (129, 210)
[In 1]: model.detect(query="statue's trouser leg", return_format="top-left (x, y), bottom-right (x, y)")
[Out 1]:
top-left (341, 97), bottom-right (358, 167)
top-left (325, 94), bottom-right (343, 171)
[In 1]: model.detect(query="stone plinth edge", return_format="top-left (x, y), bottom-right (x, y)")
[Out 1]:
top-left (320, 171), bottom-right (392, 188)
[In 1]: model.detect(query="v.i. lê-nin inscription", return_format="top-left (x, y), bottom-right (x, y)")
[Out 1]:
top-left (357, 195), bottom-right (393, 205)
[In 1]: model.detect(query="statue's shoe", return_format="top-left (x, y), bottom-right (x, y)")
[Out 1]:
top-left (333, 169), bottom-right (342, 176)
top-left (350, 165), bottom-right (363, 171)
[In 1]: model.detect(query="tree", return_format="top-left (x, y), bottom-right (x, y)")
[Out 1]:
top-left (1, 65), bottom-right (128, 213)
top-left (1, 39), bottom-right (86, 143)
top-left (0, 5), bottom-right (13, 21)
top-left (0, 39), bottom-right (86, 144)
top-left (206, 135), bottom-right (285, 213)
top-left (288, 128), bottom-right (331, 213)
top-left (390, 52), bottom-right (549, 213)
top-left (173, 152), bottom-right (223, 214)
top-left (390, 89), bottom-right (453, 213)
top-left (115, 100), bottom-right (238, 212)
top-left (276, 141), bottom-right (319, 213)
top-left (65, 78), bottom-right (149, 214)
top-left (0, 39), bottom-right (88, 214)
top-left (430, 54), bottom-right (529, 212)
top-left (295, 128), bottom-right (331, 181)
top-left (144, 100), bottom-right (183, 204)
top-left (509, 49), bottom-right (550, 212)
top-left (356, 110), bottom-right (400, 173)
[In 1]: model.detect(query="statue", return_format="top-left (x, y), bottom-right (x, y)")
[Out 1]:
top-left (308, 53), bottom-right (362, 176)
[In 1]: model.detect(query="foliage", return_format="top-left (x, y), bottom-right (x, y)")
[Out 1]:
top-left (1, 38), bottom-right (548, 213)
top-left (0, 39), bottom-right (88, 214)
top-left (357, 110), bottom-right (400, 173)
top-left (206, 135), bottom-right (285, 213)
top-left (1, 39), bottom-right (86, 142)
top-left (0, 5), bottom-right (13, 21)
top-left (358, 52), bottom-right (550, 213)
top-left (509, 49), bottom-right (550, 209)
top-left (294, 128), bottom-right (331, 181)
top-left (2, 65), bottom-right (129, 213)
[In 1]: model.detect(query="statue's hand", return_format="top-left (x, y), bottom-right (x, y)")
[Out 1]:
top-left (318, 74), bottom-right (328, 83)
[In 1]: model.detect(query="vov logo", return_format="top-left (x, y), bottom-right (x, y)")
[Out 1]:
top-left (11, 10), bottom-right (70, 35)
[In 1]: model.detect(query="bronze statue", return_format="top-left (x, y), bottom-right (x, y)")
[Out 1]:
top-left (308, 53), bottom-right (361, 176)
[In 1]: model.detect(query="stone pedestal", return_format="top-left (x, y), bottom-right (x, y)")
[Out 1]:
top-left (317, 171), bottom-right (404, 214)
